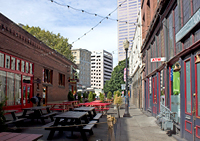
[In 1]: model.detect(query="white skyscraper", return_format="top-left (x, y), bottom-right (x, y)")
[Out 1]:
top-left (90, 50), bottom-right (113, 94)
top-left (117, 0), bottom-right (141, 62)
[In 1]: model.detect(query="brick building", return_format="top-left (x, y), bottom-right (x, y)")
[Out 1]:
top-left (141, 0), bottom-right (200, 140)
top-left (0, 13), bottom-right (77, 110)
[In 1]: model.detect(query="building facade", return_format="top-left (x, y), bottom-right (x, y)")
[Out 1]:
top-left (117, 0), bottom-right (141, 62)
top-left (141, 0), bottom-right (200, 140)
top-left (91, 50), bottom-right (113, 95)
top-left (71, 48), bottom-right (91, 90)
top-left (0, 13), bottom-right (77, 110)
top-left (129, 9), bottom-right (143, 108)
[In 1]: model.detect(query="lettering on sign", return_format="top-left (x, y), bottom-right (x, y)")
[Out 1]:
top-left (151, 57), bottom-right (166, 62)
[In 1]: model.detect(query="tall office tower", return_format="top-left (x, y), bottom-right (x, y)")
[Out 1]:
top-left (117, 0), bottom-right (141, 62)
top-left (91, 50), bottom-right (113, 92)
top-left (71, 48), bottom-right (91, 90)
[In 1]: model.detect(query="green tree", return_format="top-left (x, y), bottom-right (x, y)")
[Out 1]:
top-left (77, 92), bottom-right (82, 103)
top-left (103, 58), bottom-right (129, 93)
top-left (68, 91), bottom-right (74, 101)
top-left (99, 93), bottom-right (105, 102)
top-left (22, 25), bottom-right (74, 61)
top-left (88, 92), bottom-right (94, 102)
top-left (107, 91), bottom-right (112, 99)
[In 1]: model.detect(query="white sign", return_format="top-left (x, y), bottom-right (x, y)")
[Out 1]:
top-left (121, 84), bottom-right (125, 90)
top-left (151, 57), bottom-right (166, 62)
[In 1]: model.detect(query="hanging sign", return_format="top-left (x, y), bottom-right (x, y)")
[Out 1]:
top-left (151, 57), bottom-right (166, 62)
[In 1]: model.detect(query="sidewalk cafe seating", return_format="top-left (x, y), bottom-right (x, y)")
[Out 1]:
top-left (18, 106), bottom-right (57, 124)
top-left (44, 111), bottom-right (97, 141)
top-left (62, 101), bottom-right (74, 110)
top-left (4, 110), bottom-right (26, 127)
top-left (47, 103), bottom-right (69, 112)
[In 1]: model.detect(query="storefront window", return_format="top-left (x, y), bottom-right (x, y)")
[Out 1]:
top-left (15, 74), bottom-right (21, 105)
top-left (0, 70), bottom-right (6, 102)
top-left (5, 55), bottom-right (10, 69)
top-left (17, 59), bottom-right (20, 71)
top-left (185, 61), bottom-right (191, 113)
top-left (7, 72), bottom-right (15, 106)
top-left (26, 62), bottom-right (29, 73)
top-left (11, 57), bottom-right (15, 70)
top-left (21, 60), bottom-right (25, 72)
top-left (0, 53), bottom-right (4, 67)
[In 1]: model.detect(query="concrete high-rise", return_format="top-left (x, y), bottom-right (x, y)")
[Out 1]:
top-left (117, 0), bottom-right (141, 62)
top-left (71, 48), bottom-right (91, 90)
top-left (90, 50), bottom-right (113, 95)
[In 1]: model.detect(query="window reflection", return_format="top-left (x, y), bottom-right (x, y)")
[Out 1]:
top-left (6, 55), bottom-right (10, 69)
top-left (15, 74), bottom-right (21, 105)
top-left (0, 53), bottom-right (4, 67)
top-left (17, 60), bottom-right (20, 71)
top-left (0, 70), bottom-right (6, 102)
top-left (21, 61), bottom-right (24, 72)
top-left (7, 72), bottom-right (14, 106)
top-left (26, 62), bottom-right (29, 73)
top-left (30, 63), bottom-right (32, 74)
top-left (11, 57), bottom-right (15, 70)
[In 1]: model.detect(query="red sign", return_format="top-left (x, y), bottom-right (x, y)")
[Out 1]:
top-left (151, 57), bottom-right (166, 62)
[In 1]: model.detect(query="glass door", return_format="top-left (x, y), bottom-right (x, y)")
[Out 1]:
top-left (22, 84), bottom-right (32, 108)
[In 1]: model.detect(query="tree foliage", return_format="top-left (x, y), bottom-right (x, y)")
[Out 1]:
top-left (107, 91), bottom-right (112, 99)
top-left (99, 93), bottom-right (105, 102)
top-left (68, 91), bottom-right (74, 101)
top-left (104, 58), bottom-right (129, 93)
top-left (23, 25), bottom-right (74, 61)
top-left (88, 92), bottom-right (94, 102)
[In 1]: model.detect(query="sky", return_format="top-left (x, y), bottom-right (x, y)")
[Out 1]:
top-left (0, 0), bottom-right (119, 67)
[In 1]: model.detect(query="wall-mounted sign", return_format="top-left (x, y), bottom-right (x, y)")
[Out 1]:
top-left (151, 57), bottom-right (166, 62)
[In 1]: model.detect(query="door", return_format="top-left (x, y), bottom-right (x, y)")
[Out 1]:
top-left (22, 84), bottom-right (32, 108)
top-left (182, 54), bottom-right (200, 141)
top-left (152, 75), bottom-right (158, 117)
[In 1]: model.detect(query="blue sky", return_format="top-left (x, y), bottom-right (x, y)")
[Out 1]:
top-left (0, 0), bottom-right (118, 67)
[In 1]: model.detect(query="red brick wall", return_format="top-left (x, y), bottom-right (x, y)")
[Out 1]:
top-left (0, 13), bottom-right (76, 102)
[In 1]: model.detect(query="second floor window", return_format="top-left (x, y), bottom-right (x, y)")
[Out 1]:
top-left (59, 73), bottom-right (65, 86)
top-left (44, 69), bottom-right (53, 84)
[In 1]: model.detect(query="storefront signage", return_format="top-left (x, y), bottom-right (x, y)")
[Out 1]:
top-left (176, 9), bottom-right (200, 42)
top-left (151, 57), bottom-right (166, 62)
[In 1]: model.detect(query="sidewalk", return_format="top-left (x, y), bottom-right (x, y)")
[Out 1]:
top-left (111, 103), bottom-right (176, 141)
top-left (4, 102), bottom-right (177, 141)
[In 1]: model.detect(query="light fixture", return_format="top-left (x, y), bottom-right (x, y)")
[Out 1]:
top-left (174, 62), bottom-right (181, 72)
top-left (195, 52), bottom-right (200, 64)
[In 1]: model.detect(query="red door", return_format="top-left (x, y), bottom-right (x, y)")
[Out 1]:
top-left (22, 84), bottom-right (32, 108)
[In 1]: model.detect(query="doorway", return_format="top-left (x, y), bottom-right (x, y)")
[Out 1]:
top-left (22, 84), bottom-right (32, 108)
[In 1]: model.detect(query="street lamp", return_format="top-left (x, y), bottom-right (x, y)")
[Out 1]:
top-left (123, 38), bottom-right (131, 117)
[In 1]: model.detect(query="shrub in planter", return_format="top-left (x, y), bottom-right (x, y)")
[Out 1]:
top-left (88, 92), bottom-right (94, 102)
top-left (68, 91), bottom-right (74, 101)
top-left (107, 91), bottom-right (112, 100)
top-left (99, 93), bottom-right (105, 102)
top-left (77, 92), bottom-right (82, 103)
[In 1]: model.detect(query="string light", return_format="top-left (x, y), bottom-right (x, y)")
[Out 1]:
top-left (49, 0), bottom-right (137, 25)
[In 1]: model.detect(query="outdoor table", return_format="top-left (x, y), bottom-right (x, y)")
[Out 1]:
top-left (87, 103), bottom-right (111, 114)
top-left (4, 110), bottom-right (18, 120)
top-left (47, 103), bottom-right (69, 112)
top-left (46, 111), bottom-right (89, 140)
top-left (20, 106), bottom-right (55, 124)
top-left (74, 107), bottom-right (96, 120)
top-left (0, 132), bottom-right (43, 141)
top-left (92, 100), bottom-right (102, 103)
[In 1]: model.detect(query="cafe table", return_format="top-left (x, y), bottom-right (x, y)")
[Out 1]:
top-left (46, 103), bottom-right (69, 112)
top-left (74, 107), bottom-right (96, 120)
top-left (0, 132), bottom-right (43, 141)
top-left (19, 106), bottom-right (56, 124)
top-left (45, 111), bottom-right (89, 140)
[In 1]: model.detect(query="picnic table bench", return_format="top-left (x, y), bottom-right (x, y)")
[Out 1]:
top-left (0, 132), bottom-right (43, 141)
top-left (4, 110), bottom-right (26, 127)
top-left (44, 111), bottom-right (96, 141)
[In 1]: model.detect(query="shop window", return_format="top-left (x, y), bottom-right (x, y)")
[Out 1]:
top-left (182, 0), bottom-right (191, 25)
top-left (11, 57), bottom-right (15, 70)
top-left (0, 53), bottom-right (4, 67)
top-left (193, 0), bottom-right (200, 14)
top-left (21, 61), bottom-right (25, 72)
top-left (7, 72), bottom-right (15, 106)
top-left (26, 62), bottom-right (29, 73)
top-left (194, 28), bottom-right (200, 43)
top-left (0, 70), bottom-right (6, 101)
top-left (197, 62), bottom-right (200, 116)
top-left (43, 69), bottom-right (53, 84)
top-left (185, 60), bottom-right (191, 113)
top-left (17, 59), bottom-right (20, 71)
top-left (15, 74), bottom-right (21, 105)
top-left (5, 55), bottom-right (10, 69)
top-left (59, 73), bottom-right (65, 86)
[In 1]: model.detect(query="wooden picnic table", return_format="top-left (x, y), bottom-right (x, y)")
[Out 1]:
top-left (92, 100), bottom-right (102, 103)
top-left (45, 111), bottom-right (90, 140)
top-left (18, 106), bottom-right (57, 124)
top-left (0, 132), bottom-right (43, 141)
top-left (4, 110), bottom-right (26, 127)
top-left (47, 103), bottom-right (69, 112)
top-left (74, 107), bottom-right (96, 120)
top-left (85, 102), bottom-right (111, 114)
